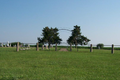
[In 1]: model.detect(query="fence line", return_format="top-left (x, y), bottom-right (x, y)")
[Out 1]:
top-left (1, 42), bottom-right (120, 47)
top-left (0, 42), bottom-right (120, 54)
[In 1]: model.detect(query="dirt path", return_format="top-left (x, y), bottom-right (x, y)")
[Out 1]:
top-left (59, 48), bottom-right (68, 51)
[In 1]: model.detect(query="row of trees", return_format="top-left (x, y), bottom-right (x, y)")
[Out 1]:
top-left (37, 25), bottom-right (90, 47)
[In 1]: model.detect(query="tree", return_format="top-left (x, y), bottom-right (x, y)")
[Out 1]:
top-left (67, 25), bottom-right (81, 48)
top-left (77, 35), bottom-right (90, 45)
top-left (67, 25), bottom-right (90, 47)
top-left (38, 27), bottom-right (62, 47)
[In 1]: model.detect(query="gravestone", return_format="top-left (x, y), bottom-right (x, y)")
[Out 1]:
top-left (51, 45), bottom-right (53, 48)
top-left (7, 41), bottom-right (9, 47)
top-left (42, 45), bottom-right (44, 50)
top-left (20, 44), bottom-right (22, 47)
top-left (46, 45), bottom-right (48, 49)
top-left (28, 44), bottom-right (30, 48)
top-left (14, 45), bottom-right (16, 47)
top-left (1, 43), bottom-right (3, 47)
top-left (98, 46), bottom-right (100, 49)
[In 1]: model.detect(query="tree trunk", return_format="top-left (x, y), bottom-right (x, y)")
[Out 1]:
top-left (48, 43), bottom-right (51, 50)
top-left (77, 46), bottom-right (78, 51)
top-left (75, 40), bottom-right (77, 48)
top-left (75, 44), bottom-right (77, 48)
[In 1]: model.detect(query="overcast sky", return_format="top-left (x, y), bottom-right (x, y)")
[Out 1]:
top-left (0, 0), bottom-right (120, 45)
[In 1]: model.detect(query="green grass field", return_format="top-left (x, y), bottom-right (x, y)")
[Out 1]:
top-left (0, 47), bottom-right (120, 80)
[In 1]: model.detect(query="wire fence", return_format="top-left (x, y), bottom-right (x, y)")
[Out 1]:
top-left (0, 42), bottom-right (120, 54)
top-left (1, 42), bottom-right (120, 47)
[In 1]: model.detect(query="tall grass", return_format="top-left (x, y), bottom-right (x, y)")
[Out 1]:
top-left (0, 47), bottom-right (120, 80)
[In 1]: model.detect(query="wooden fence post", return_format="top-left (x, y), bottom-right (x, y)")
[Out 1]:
top-left (55, 43), bottom-right (57, 51)
top-left (111, 44), bottom-right (114, 54)
top-left (36, 43), bottom-right (39, 51)
top-left (70, 43), bottom-right (72, 51)
top-left (17, 42), bottom-right (19, 52)
top-left (90, 44), bottom-right (93, 52)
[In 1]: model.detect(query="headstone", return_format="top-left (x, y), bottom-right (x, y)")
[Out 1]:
top-left (46, 45), bottom-right (48, 49)
top-left (20, 44), bottom-right (22, 47)
top-left (42, 45), bottom-right (44, 50)
top-left (7, 41), bottom-right (9, 47)
top-left (98, 46), bottom-right (100, 49)
top-left (51, 45), bottom-right (53, 48)
top-left (28, 44), bottom-right (30, 48)
top-left (14, 45), bottom-right (16, 47)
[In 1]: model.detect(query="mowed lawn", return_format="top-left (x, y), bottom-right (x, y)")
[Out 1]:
top-left (0, 47), bottom-right (120, 80)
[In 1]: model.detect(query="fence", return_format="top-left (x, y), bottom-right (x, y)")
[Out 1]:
top-left (0, 42), bottom-right (120, 54)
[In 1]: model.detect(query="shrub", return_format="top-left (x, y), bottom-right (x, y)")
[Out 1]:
top-left (30, 43), bottom-right (43, 47)
top-left (11, 42), bottom-right (23, 47)
top-left (97, 43), bottom-right (104, 49)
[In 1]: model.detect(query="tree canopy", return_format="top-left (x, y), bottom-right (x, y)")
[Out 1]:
top-left (38, 27), bottom-right (62, 47)
top-left (67, 25), bottom-right (90, 47)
